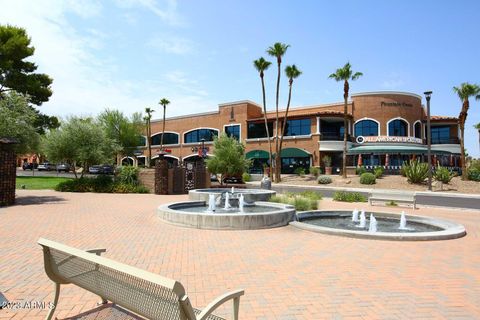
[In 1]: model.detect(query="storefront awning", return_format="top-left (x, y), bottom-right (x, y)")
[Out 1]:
top-left (246, 150), bottom-right (270, 159)
top-left (348, 145), bottom-right (452, 155)
top-left (273, 148), bottom-right (311, 158)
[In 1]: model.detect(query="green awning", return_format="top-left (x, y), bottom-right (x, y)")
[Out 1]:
top-left (279, 148), bottom-right (310, 158)
top-left (246, 150), bottom-right (270, 159)
top-left (348, 145), bottom-right (451, 155)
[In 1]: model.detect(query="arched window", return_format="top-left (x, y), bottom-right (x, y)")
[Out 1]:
top-left (414, 121), bottom-right (422, 139)
top-left (137, 135), bottom-right (147, 147)
top-left (354, 119), bottom-right (379, 136)
top-left (388, 119), bottom-right (408, 136)
top-left (184, 128), bottom-right (218, 143)
top-left (151, 132), bottom-right (179, 145)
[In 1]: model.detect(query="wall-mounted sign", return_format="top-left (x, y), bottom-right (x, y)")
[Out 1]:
top-left (381, 102), bottom-right (413, 107)
top-left (356, 136), bottom-right (423, 144)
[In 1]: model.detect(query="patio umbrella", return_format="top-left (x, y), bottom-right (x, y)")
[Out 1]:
top-left (433, 154), bottom-right (437, 166)
top-left (450, 154), bottom-right (453, 166)
top-left (357, 154), bottom-right (363, 167)
top-left (385, 153), bottom-right (390, 167)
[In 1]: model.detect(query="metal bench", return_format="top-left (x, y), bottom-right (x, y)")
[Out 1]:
top-left (38, 238), bottom-right (244, 320)
top-left (368, 191), bottom-right (416, 209)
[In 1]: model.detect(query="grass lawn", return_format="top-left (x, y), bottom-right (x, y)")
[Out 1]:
top-left (16, 176), bottom-right (72, 190)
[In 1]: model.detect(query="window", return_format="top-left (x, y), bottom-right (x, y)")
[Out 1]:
top-left (414, 122), bottom-right (422, 139)
top-left (320, 120), bottom-right (344, 138)
top-left (354, 120), bottom-right (378, 136)
top-left (284, 118), bottom-right (311, 136)
top-left (388, 119), bottom-right (408, 136)
top-left (184, 128), bottom-right (218, 143)
top-left (151, 132), bottom-right (179, 145)
top-left (247, 122), bottom-right (273, 138)
top-left (224, 125), bottom-right (240, 140)
top-left (137, 136), bottom-right (147, 147)
top-left (430, 126), bottom-right (451, 144)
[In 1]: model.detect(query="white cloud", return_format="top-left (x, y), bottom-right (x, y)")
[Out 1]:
top-left (381, 72), bottom-right (405, 89)
top-left (0, 0), bottom-right (215, 121)
top-left (147, 36), bottom-right (194, 55)
top-left (114, 0), bottom-right (185, 26)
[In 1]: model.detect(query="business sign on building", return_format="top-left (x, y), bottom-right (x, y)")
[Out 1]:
top-left (356, 136), bottom-right (423, 144)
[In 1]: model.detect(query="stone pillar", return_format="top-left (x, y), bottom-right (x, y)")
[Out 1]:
top-left (154, 154), bottom-right (168, 195)
top-left (0, 139), bottom-right (18, 206)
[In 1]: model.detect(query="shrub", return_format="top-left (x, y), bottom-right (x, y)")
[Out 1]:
top-left (309, 166), bottom-right (320, 177)
top-left (55, 178), bottom-right (93, 192)
top-left (300, 190), bottom-right (323, 200)
top-left (403, 160), bottom-right (429, 184)
top-left (386, 200), bottom-right (398, 207)
top-left (373, 167), bottom-right (384, 178)
top-left (322, 155), bottom-right (332, 167)
top-left (117, 165), bottom-right (139, 185)
top-left (268, 192), bottom-right (321, 211)
top-left (317, 176), bottom-right (332, 184)
top-left (91, 175), bottom-right (114, 193)
top-left (293, 197), bottom-right (311, 211)
top-left (360, 172), bottom-right (376, 185)
top-left (333, 191), bottom-right (367, 203)
top-left (400, 166), bottom-right (406, 177)
top-left (55, 175), bottom-right (148, 193)
top-left (468, 168), bottom-right (480, 181)
top-left (242, 172), bottom-right (251, 182)
top-left (294, 167), bottom-right (305, 176)
top-left (434, 166), bottom-right (455, 184)
top-left (356, 166), bottom-right (367, 175)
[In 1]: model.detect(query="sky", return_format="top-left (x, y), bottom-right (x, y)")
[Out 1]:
top-left (1, 0), bottom-right (479, 156)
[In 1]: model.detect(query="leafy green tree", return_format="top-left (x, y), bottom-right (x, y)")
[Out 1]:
top-left (329, 62), bottom-right (363, 178)
top-left (158, 98), bottom-right (170, 151)
top-left (267, 42), bottom-right (290, 182)
top-left (278, 64), bottom-right (302, 175)
top-left (144, 107), bottom-right (154, 167)
top-left (0, 91), bottom-right (39, 154)
top-left (452, 83), bottom-right (480, 180)
top-left (98, 109), bottom-right (144, 165)
top-left (206, 133), bottom-right (251, 185)
top-left (253, 57), bottom-right (273, 178)
top-left (0, 25), bottom-right (52, 105)
top-left (42, 117), bottom-right (117, 178)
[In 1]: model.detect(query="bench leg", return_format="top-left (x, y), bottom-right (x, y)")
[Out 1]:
top-left (45, 283), bottom-right (60, 320)
top-left (232, 297), bottom-right (240, 320)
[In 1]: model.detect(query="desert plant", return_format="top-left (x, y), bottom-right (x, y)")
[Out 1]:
top-left (242, 172), bottom-right (251, 182)
top-left (317, 176), bottom-right (332, 184)
top-left (356, 166), bottom-right (367, 175)
top-left (403, 159), bottom-right (429, 184)
top-left (117, 165), bottom-right (139, 185)
top-left (333, 191), bottom-right (367, 203)
top-left (268, 192), bottom-right (320, 210)
top-left (400, 165), bottom-right (407, 177)
top-left (322, 155), bottom-right (332, 167)
top-left (294, 167), bottom-right (306, 176)
top-left (299, 190), bottom-right (323, 200)
top-left (434, 165), bottom-right (455, 184)
top-left (310, 166), bottom-right (320, 177)
top-left (468, 168), bottom-right (480, 181)
top-left (360, 172), bottom-right (376, 185)
top-left (373, 167), bottom-right (384, 178)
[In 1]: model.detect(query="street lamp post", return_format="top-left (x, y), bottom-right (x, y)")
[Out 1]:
top-left (424, 91), bottom-right (433, 191)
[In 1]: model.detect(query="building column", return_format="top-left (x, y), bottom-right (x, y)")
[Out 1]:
top-left (316, 116), bottom-right (320, 134)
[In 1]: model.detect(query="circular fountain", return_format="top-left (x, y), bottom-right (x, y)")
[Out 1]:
top-left (158, 189), bottom-right (294, 230)
top-left (189, 187), bottom-right (276, 203)
top-left (291, 210), bottom-right (466, 241)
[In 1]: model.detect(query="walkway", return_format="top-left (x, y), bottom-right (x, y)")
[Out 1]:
top-left (1, 190), bottom-right (479, 319)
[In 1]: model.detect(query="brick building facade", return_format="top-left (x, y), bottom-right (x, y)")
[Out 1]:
top-left (125, 91), bottom-right (460, 174)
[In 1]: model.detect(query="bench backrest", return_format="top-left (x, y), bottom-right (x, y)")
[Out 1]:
top-left (38, 238), bottom-right (196, 320)
top-left (370, 192), bottom-right (415, 201)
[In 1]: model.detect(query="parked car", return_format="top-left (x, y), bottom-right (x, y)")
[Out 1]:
top-left (22, 162), bottom-right (38, 170)
top-left (37, 162), bottom-right (55, 171)
top-left (88, 164), bottom-right (114, 175)
top-left (223, 175), bottom-right (243, 184)
top-left (56, 163), bottom-right (71, 172)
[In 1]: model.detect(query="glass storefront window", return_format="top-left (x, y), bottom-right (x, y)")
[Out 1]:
top-left (247, 122), bottom-right (273, 138)
top-left (388, 119), bottom-right (408, 136)
top-left (151, 132), bottom-right (179, 145)
top-left (354, 120), bottom-right (378, 136)
top-left (284, 118), bottom-right (311, 136)
top-left (414, 122), bottom-right (422, 139)
top-left (184, 129), bottom-right (218, 143)
top-left (225, 125), bottom-right (240, 140)
top-left (430, 126), bottom-right (451, 144)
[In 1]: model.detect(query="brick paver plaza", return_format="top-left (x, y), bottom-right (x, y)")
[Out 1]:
top-left (1, 190), bottom-right (479, 319)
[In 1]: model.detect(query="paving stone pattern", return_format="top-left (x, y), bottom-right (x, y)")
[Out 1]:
top-left (1, 190), bottom-right (479, 319)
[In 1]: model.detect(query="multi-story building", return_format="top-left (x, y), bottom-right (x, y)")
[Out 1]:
top-left (127, 91), bottom-right (461, 174)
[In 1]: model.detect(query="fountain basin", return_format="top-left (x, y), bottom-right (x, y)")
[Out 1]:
top-left (158, 201), bottom-right (295, 230)
top-left (290, 210), bottom-right (466, 241)
top-left (189, 188), bottom-right (275, 203)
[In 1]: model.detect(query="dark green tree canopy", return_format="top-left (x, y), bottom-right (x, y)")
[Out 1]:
top-left (0, 24), bottom-right (53, 105)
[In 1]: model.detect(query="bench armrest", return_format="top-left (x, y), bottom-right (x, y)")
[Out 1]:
top-left (86, 248), bottom-right (107, 256)
top-left (197, 289), bottom-right (245, 320)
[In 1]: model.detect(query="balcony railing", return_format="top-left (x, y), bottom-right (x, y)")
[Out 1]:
top-left (431, 138), bottom-right (460, 144)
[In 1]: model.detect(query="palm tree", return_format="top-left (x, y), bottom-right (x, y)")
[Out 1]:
top-left (158, 98), bottom-right (170, 152)
top-left (453, 83), bottom-right (480, 180)
top-left (475, 122), bottom-right (480, 153)
top-left (267, 42), bottom-right (290, 182)
top-left (329, 62), bottom-right (363, 178)
top-left (253, 57), bottom-right (273, 179)
top-left (278, 65), bottom-right (302, 179)
top-left (144, 107), bottom-right (154, 168)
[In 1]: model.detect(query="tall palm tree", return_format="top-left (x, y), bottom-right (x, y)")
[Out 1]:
top-left (329, 62), bottom-right (363, 178)
top-left (144, 107), bottom-right (154, 168)
top-left (253, 57), bottom-right (273, 178)
top-left (453, 83), bottom-right (480, 180)
top-left (475, 122), bottom-right (480, 153)
top-left (278, 65), bottom-right (302, 181)
top-left (158, 98), bottom-right (170, 152)
top-left (267, 42), bottom-right (290, 182)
